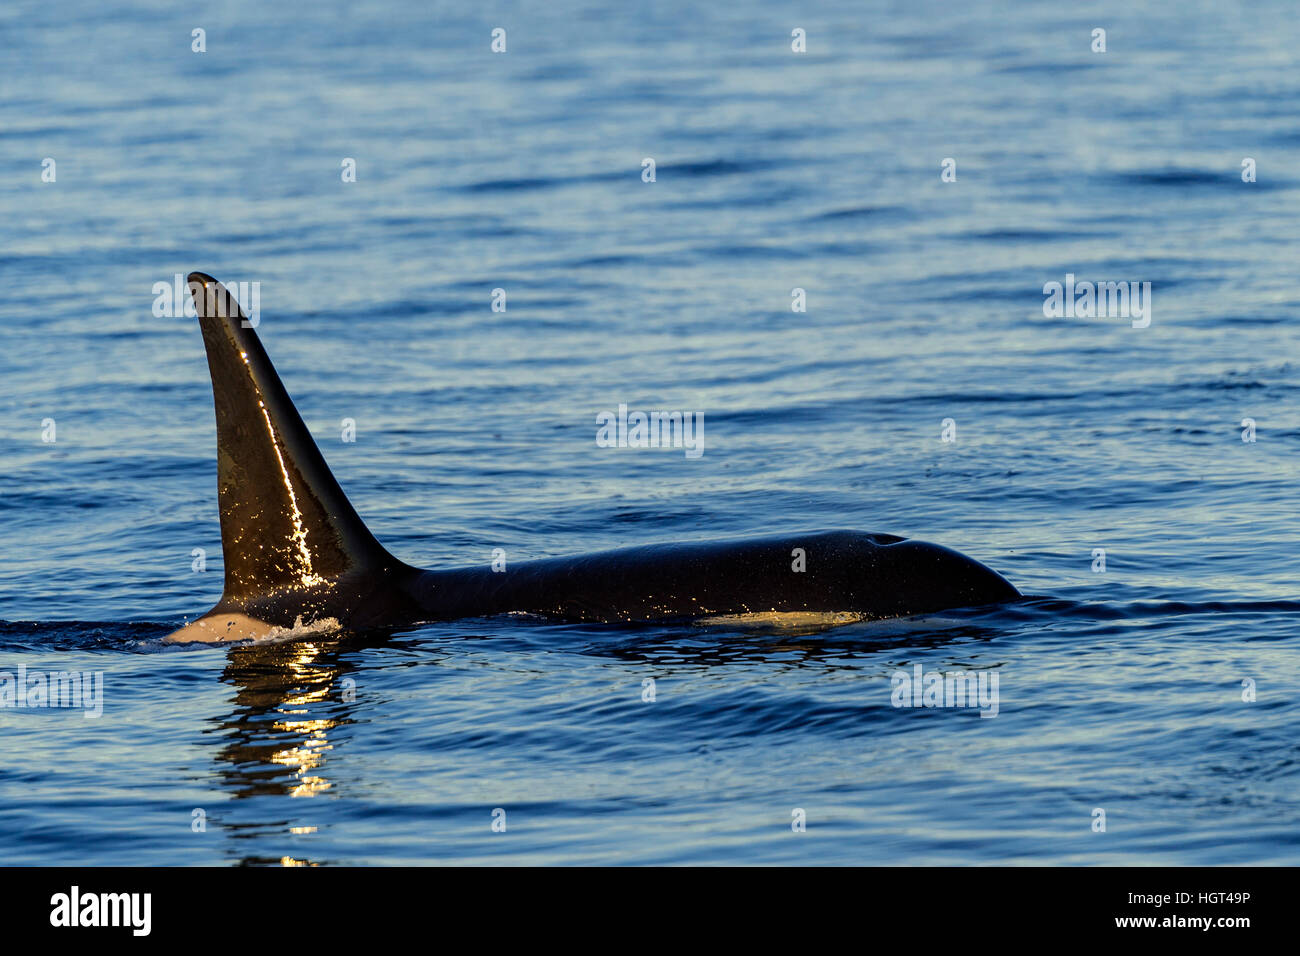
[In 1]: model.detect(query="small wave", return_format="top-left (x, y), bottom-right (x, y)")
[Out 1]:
top-left (806, 204), bottom-right (907, 222)
top-left (1111, 169), bottom-right (1227, 188)
top-left (0, 620), bottom-right (171, 653)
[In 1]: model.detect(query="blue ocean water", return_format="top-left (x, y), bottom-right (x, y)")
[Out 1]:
top-left (2, 0), bottom-right (1299, 865)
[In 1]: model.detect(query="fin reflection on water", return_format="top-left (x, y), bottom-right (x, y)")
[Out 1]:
top-left (205, 636), bottom-right (391, 864)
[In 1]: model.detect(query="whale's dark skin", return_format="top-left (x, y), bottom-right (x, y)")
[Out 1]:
top-left (165, 273), bottom-right (1019, 643)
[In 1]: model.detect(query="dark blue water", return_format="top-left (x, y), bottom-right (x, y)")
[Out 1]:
top-left (3, 0), bottom-right (1299, 864)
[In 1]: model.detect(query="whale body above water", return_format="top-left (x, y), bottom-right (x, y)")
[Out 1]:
top-left (165, 273), bottom-right (1019, 643)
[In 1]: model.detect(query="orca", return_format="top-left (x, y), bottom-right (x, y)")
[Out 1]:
top-left (165, 273), bottom-right (1019, 643)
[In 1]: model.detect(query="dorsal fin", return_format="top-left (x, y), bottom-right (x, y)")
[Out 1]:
top-left (187, 272), bottom-right (398, 602)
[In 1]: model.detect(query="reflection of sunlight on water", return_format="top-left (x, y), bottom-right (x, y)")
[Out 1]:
top-left (207, 635), bottom-right (371, 863)
top-left (272, 749), bottom-right (332, 798)
top-left (215, 637), bottom-right (362, 813)
top-left (269, 643), bottom-right (338, 797)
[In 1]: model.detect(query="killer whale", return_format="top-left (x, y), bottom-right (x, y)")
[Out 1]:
top-left (165, 273), bottom-right (1019, 643)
